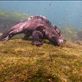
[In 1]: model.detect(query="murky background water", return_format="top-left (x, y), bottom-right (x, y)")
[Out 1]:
top-left (0, 1), bottom-right (82, 28)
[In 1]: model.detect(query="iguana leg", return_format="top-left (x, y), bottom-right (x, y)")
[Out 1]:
top-left (32, 30), bottom-right (43, 46)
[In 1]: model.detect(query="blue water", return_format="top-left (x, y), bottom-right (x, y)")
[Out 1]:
top-left (0, 1), bottom-right (82, 28)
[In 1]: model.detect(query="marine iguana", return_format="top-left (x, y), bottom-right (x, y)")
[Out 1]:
top-left (0, 16), bottom-right (64, 46)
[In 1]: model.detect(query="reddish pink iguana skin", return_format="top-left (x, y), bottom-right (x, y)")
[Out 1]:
top-left (0, 16), bottom-right (64, 46)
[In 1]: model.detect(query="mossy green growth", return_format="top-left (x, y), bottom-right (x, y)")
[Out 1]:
top-left (0, 39), bottom-right (82, 82)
